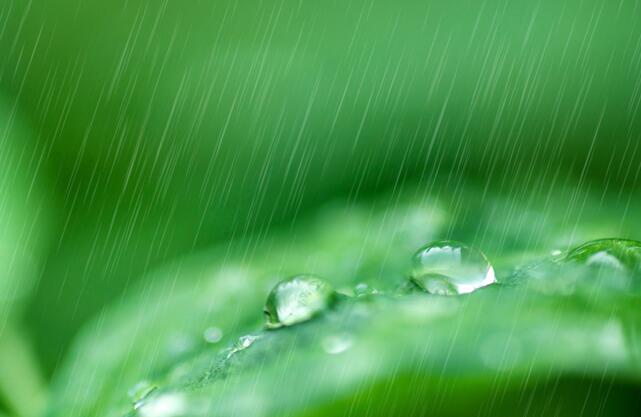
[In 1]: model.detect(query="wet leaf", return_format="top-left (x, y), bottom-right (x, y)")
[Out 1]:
top-left (46, 184), bottom-right (641, 417)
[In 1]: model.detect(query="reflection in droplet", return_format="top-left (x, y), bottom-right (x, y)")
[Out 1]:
top-left (264, 275), bottom-right (335, 328)
top-left (410, 241), bottom-right (495, 295)
top-left (322, 334), bottom-right (353, 355)
top-left (203, 327), bottom-right (223, 344)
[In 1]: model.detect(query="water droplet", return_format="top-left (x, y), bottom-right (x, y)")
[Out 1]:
top-left (322, 334), bottom-right (353, 354)
top-left (354, 282), bottom-right (381, 297)
top-left (203, 326), bottom-right (223, 344)
top-left (264, 275), bottom-right (335, 329)
top-left (226, 334), bottom-right (260, 359)
top-left (564, 238), bottom-right (641, 273)
top-left (137, 393), bottom-right (186, 417)
top-left (128, 380), bottom-right (157, 409)
top-left (410, 241), bottom-right (495, 295)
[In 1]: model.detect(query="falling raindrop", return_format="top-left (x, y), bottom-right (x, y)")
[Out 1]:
top-left (128, 380), bottom-right (157, 410)
top-left (226, 334), bottom-right (260, 359)
top-left (410, 240), bottom-right (495, 295)
top-left (564, 238), bottom-right (641, 272)
top-left (203, 327), bottom-right (223, 344)
top-left (322, 334), bottom-right (353, 354)
top-left (264, 275), bottom-right (335, 329)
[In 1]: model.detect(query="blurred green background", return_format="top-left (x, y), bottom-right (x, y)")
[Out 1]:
top-left (0, 0), bottom-right (640, 416)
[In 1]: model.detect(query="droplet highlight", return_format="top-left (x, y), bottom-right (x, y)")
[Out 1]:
top-left (226, 334), bottom-right (260, 359)
top-left (410, 240), bottom-right (495, 295)
top-left (264, 275), bottom-right (335, 329)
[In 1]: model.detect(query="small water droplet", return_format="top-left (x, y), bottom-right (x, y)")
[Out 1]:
top-left (128, 380), bottom-right (157, 409)
top-left (264, 275), bottom-right (335, 329)
top-left (203, 326), bottom-right (223, 344)
top-left (564, 238), bottom-right (641, 273)
top-left (226, 334), bottom-right (260, 359)
top-left (410, 241), bottom-right (495, 295)
top-left (322, 334), bottom-right (353, 354)
top-left (354, 282), bottom-right (381, 297)
top-left (137, 393), bottom-right (186, 417)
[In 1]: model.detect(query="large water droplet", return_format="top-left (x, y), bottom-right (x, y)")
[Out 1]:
top-left (410, 241), bottom-right (495, 295)
top-left (264, 275), bottom-right (335, 329)
top-left (560, 239), bottom-right (641, 293)
top-left (564, 238), bottom-right (641, 273)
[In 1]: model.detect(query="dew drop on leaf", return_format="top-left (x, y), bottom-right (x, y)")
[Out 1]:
top-left (564, 238), bottom-right (641, 272)
top-left (264, 275), bottom-right (335, 329)
top-left (128, 380), bottom-right (156, 409)
top-left (559, 238), bottom-right (641, 292)
top-left (226, 334), bottom-right (260, 359)
top-left (354, 282), bottom-right (380, 297)
top-left (202, 326), bottom-right (223, 344)
top-left (410, 240), bottom-right (495, 295)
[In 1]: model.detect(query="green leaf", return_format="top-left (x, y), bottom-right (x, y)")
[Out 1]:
top-left (0, 96), bottom-right (52, 321)
top-left (47, 183), bottom-right (641, 417)
top-left (0, 96), bottom-right (53, 417)
top-left (6, 0), bottom-right (641, 373)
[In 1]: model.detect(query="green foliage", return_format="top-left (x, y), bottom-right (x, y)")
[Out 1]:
top-left (46, 184), bottom-right (641, 417)
top-left (0, 96), bottom-right (52, 321)
top-left (3, 0), bottom-right (641, 372)
top-left (0, 97), bottom-right (53, 417)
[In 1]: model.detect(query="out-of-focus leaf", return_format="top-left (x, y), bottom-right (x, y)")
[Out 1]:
top-left (0, 96), bottom-right (52, 321)
top-left (3, 0), bottom-right (641, 372)
top-left (0, 96), bottom-right (53, 417)
top-left (46, 183), bottom-right (641, 417)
